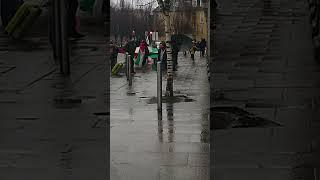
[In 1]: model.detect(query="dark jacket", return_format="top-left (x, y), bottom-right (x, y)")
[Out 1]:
top-left (199, 40), bottom-right (206, 50)
top-left (171, 41), bottom-right (179, 55)
top-left (158, 48), bottom-right (167, 63)
top-left (124, 41), bottom-right (136, 58)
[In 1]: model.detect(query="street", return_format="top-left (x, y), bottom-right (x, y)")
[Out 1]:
top-left (212, 0), bottom-right (320, 179)
top-left (111, 52), bottom-right (210, 180)
top-left (0, 12), bottom-right (107, 179)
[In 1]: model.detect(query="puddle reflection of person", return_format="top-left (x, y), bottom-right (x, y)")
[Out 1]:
top-left (166, 102), bottom-right (174, 143)
top-left (68, 0), bottom-right (85, 38)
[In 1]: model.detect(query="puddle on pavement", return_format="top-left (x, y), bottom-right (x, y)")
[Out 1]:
top-left (211, 106), bottom-right (282, 130)
top-left (144, 95), bottom-right (195, 104)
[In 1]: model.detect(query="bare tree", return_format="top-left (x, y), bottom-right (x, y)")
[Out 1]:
top-left (110, 1), bottom-right (154, 45)
top-left (156, 0), bottom-right (174, 96)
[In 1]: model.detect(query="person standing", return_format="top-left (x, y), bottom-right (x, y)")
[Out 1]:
top-left (131, 29), bottom-right (136, 41)
top-left (158, 42), bottom-right (167, 71)
top-left (199, 38), bottom-right (206, 57)
top-left (190, 42), bottom-right (197, 61)
top-left (136, 40), bottom-right (149, 68)
top-left (124, 39), bottom-right (137, 74)
top-left (145, 31), bottom-right (150, 46)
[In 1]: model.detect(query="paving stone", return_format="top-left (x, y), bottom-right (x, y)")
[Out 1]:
top-left (213, 0), bottom-right (320, 178)
top-left (111, 53), bottom-right (209, 178)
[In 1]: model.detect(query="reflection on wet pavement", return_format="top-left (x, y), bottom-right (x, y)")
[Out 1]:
top-left (111, 53), bottom-right (209, 179)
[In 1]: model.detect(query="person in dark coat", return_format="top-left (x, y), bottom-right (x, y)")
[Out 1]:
top-left (158, 42), bottom-right (167, 71)
top-left (0, 0), bottom-right (23, 29)
top-left (124, 39), bottom-right (137, 74)
top-left (171, 39), bottom-right (179, 71)
top-left (199, 38), bottom-right (207, 57)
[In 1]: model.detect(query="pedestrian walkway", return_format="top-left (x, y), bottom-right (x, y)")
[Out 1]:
top-left (0, 23), bottom-right (107, 179)
top-left (213, 0), bottom-right (320, 179)
top-left (111, 53), bottom-right (210, 180)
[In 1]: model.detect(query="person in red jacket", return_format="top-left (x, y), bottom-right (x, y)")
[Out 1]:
top-left (139, 40), bottom-right (149, 66)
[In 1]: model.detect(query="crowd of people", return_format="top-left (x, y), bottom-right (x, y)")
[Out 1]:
top-left (110, 33), bottom-right (207, 75)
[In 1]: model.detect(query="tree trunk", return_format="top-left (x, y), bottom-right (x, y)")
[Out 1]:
top-left (164, 14), bottom-right (173, 96)
top-left (156, 0), bottom-right (173, 96)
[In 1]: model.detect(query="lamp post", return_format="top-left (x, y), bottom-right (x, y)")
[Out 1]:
top-left (52, 0), bottom-right (70, 75)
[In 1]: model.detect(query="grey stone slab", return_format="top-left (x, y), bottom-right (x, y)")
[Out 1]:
top-left (214, 168), bottom-right (313, 180)
top-left (159, 166), bottom-right (209, 180)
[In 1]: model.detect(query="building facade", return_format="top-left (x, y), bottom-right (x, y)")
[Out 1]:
top-left (153, 0), bottom-right (208, 41)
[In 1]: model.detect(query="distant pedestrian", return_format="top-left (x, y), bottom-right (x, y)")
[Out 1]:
top-left (190, 42), bottom-right (197, 61)
top-left (158, 42), bottom-right (167, 71)
top-left (213, 0), bottom-right (218, 8)
top-left (171, 39), bottom-right (179, 71)
top-left (131, 29), bottom-right (136, 41)
top-left (124, 39), bottom-right (137, 74)
top-left (135, 40), bottom-right (149, 68)
top-left (199, 38), bottom-right (206, 57)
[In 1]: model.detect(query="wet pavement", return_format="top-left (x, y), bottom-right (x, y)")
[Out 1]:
top-left (212, 0), bottom-right (320, 179)
top-left (111, 53), bottom-right (210, 179)
top-left (0, 18), bottom-right (107, 179)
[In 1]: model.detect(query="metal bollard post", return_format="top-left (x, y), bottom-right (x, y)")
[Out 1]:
top-left (128, 55), bottom-right (132, 86)
top-left (126, 53), bottom-right (129, 80)
top-left (157, 61), bottom-right (162, 111)
top-left (53, 0), bottom-right (62, 70)
top-left (60, 0), bottom-right (70, 75)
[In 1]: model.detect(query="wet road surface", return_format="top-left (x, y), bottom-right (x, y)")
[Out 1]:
top-left (213, 0), bottom-right (320, 179)
top-left (0, 19), bottom-right (107, 179)
top-left (111, 53), bottom-right (210, 179)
